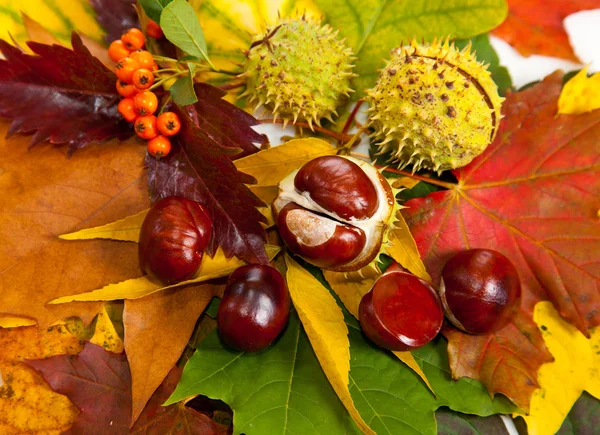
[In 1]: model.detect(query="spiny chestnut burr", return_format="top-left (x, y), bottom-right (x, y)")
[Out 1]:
top-left (440, 249), bottom-right (521, 335)
top-left (217, 265), bottom-right (290, 352)
top-left (359, 270), bottom-right (444, 351)
top-left (138, 196), bottom-right (212, 285)
top-left (272, 155), bottom-right (395, 272)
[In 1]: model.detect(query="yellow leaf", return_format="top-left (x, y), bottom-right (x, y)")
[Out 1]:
top-left (234, 138), bottom-right (336, 186)
top-left (48, 245), bottom-right (281, 303)
top-left (515, 301), bottom-right (600, 435)
top-left (60, 209), bottom-right (148, 242)
top-left (391, 176), bottom-right (421, 189)
top-left (285, 254), bottom-right (375, 435)
top-left (558, 67), bottom-right (600, 115)
top-left (250, 185), bottom-right (278, 204)
top-left (323, 269), bottom-right (435, 394)
top-left (386, 210), bottom-right (432, 282)
top-left (0, 316), bottom-right (36, 328)
top-left (90, 304), bottom-right (124, 353)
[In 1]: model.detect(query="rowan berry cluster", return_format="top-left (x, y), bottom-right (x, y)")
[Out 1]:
top-left (109, 26), bottom-right (179, 158)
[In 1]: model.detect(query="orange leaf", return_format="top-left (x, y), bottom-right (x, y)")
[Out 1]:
top-left (492, 0), bottom-right (600, 62)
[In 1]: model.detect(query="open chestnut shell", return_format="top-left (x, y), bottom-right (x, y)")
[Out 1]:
top-left (139, 196), bottom-right (212, 285)
top-left (217, 264), bottom-right (290, 352)
top-left (440, 249), bottom-right (521, 335)
top-left (359, 270), bottom-right (444, 351)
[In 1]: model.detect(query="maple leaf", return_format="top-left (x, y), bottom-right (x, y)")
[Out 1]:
top-left (401, 72), bottom-right (600, 409)
top-left (0, 33), bottom-right (132, 154)
top-left (146, 85), bottom-right (269, 264)
top-left (492, 0), bottom-right (600, 62)
top-left (25, 342), bottom-right (132, 434)
top-left (89, 0), bottom-right (140, 43)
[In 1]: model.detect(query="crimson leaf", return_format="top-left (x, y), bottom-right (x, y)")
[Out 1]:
top-left (146, 85), bottom-right (268, 264)
top-left (89, 0), bottom-right (140, 43)
top-left (0, 33), bottom-right (132, 154)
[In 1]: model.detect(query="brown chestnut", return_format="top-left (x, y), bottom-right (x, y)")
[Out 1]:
top-left (359, 271), bottom-right (444, 351)
top-left (276, 202), bottom-right (366, 269)
top-left (139, 196), bottom-right (212, 285)
top-left (217, 264), bottom-right (290, 352)
top-left (440, 249), bottom-right (521, 335)
top-left (294, 155), bottom-right (379, 220)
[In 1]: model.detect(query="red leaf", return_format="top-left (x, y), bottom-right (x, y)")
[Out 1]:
top-left (0, 33), bottom-right (132, 154)
top-left (131, 366), bottom-right (230, 434)
top-left (89, 0), bottom-right (140, 44)
top-left (492, 0), bottom-right (600, 62)
top-left (402, 72), bottom-right (600, 409)
top-left (146, 85), bottom-right (268, 264)
top-left (25, 342), bottom-right (132, 434)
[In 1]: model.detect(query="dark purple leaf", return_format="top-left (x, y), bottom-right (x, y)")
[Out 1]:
top-left (436, 408), bottom-right (509, 435)
top-left (89, 0), bottom-right (140, 44)
top-left (146, 92), bottom-right (268, 264)
top-left (0, 33), bottom-right (132, 154)
top-left (557, 392), bottom-right (600, 434)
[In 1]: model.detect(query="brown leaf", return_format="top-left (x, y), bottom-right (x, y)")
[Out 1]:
top-left (22, 13), bottom-right (59, 46)
top-left (0, 124), bottom-right (148, 328)
top-left (124, 284), bottom-right (224, 424)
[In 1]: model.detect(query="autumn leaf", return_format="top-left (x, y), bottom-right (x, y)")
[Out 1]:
top-left (402, 72), bottom-right (600, 409)
top-left (59, 209), bottom-right (148, 242)
top-left (0, 33), bottom-right (132, 154)
top-left (89, 0), bottom-right (139, 44)
top-left (436, 409), bottom-right (508, 435)
top-left (557, 392), bottom-right (600, 434)
top-left (146, 92), bottom-right (269, 264)
top-left (492, 0), bottom-right (600, 61)
top-left (558, 67), bottom-right (600, 115)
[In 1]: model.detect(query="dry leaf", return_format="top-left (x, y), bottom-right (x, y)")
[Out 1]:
top-left (558, 67), bottom-right (600, 115)
top-left (48, 245), bottom-right (280, 303)
top-left (285, 254), bottom-right (375, 435)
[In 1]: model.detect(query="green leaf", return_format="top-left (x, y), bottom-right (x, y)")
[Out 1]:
top-left (455, 34), bottom-right (512, 96)
top-left (166, 312), bottom-right (362, 435)
top-left (315, 0), bottom-right (508, 96)
top-left (138, 0), bottom-right (173, 23)
top-left (170, 64), bottom-right (198, 106)
top-left (436, 408), bottom-right (509, 434)
top-left (160, 0), bottom-right (210, 64)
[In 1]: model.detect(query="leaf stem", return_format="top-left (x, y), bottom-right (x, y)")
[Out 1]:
top-left (260, 119), bottom-right (354, 142)
top-left (219, 81), bottom-right (245, 91)
top-left (341, 100), bottom-right (364, 136)
top-left (149, 71), bottom-right (188, 91)
top-left (337, 126), bottom-right (368, 154)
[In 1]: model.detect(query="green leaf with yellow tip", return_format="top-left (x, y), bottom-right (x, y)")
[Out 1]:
top-left (47, 245), bottom-right (280, 304)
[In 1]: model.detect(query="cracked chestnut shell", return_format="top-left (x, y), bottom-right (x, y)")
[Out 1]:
top-left (440, 249), bottom-right (521, 335)
top-left (217, 264), bottom-right (290, 352)
top-left (139, 196), bottom-right (212, 285)
top-left (359, 270), bottom-right (444, 351)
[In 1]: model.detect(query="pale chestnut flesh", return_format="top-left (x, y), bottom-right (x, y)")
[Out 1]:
top-left (359, 271), bottom-right (444, 351)
top-left (440, 249), bottom-right (521, 335)
top-left (138, 196), bottom-right (212, 285)
top-left (217, 264), bottom-right (290, 352)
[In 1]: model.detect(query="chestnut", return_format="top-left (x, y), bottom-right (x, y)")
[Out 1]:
top-left (359, 271), bottom-right (444, 351)
top-left (440, 249), bottom-right (521, 335)
top-left (139, 196), bottom-right (212, 285)
top-left (294, 155), bottom-right (379, 220)
top-left (276, 202), bottom-right (366, 269)
top-left (217, 264), bottom-right (290, 352)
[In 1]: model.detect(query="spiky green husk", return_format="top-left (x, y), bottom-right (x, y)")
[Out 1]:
top-left (366, 38), bottom-right (504, 173)
top-left (242, 17), bottom-right (355, 128)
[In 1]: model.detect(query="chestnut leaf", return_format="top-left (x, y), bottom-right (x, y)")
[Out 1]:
top-left (0, 33), bottom-right (132, 154)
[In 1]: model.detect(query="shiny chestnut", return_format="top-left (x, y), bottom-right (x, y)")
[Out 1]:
top-left (217, 265), bottom-right (290, 352)
top-left (440, 249), bottom-right (521, 335)
top-left (359, 271), bottom-right (444, 351)
top-left (139, 196), bottom-right (212, 285)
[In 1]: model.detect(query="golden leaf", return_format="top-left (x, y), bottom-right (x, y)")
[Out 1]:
top-left (0, 316), bottom-right (37, 328)
top-left (90, 303), bottom-right (124, 354)
top-left (558, 67), bottom-right (600, 115)
top-left (515, 301), bottom-right (600, 434)
top-left (285, 254), bottom-right (375, 435)
top-left (386, 210), bottom-right (432, 282)
top-left (234, 138), bottom-right (336, 186)
top-left (60, 210), bottom-right (148, 242)
top-left (48, 245), bottom-right (281, 303)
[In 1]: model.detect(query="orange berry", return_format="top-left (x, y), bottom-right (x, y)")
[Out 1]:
top-left (156, 112), bottom-right (181, 136)
top-left (118, 98), bottom-right (137, 123)
top-left (115, 57), bottom-right (140, 82)
top-left (133, 90), bottom-right (158, 116)
top-left (147, 135), bottom-right (171, 158)
top-left (132, 68), bottom-right (155, 90)
top-left (134, 115), bottom-right (158, 140)
top-left (116, 79), bottom-right (137, 97)
top-left (146, 20), bottom-right (164, 39)
top-left (121, 28), bottom-right (145, 51)
top-left (108, 40), bottom-right (130, 62)
top-left (129, 50), bottom-right (155, 70)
